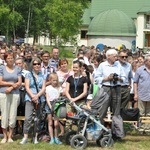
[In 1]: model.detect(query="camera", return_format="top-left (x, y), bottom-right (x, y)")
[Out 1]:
top-left (113, 73), bottom-right (118, 84)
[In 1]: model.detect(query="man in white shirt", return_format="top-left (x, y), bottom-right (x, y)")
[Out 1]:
top-left (94, 49), bottom-right (126, 116)
top-left (0, 48), bottom-right (6, 65)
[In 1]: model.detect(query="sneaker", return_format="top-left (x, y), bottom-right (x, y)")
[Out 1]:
top-left (8, 138), bottom-right (13, 143)
top-left (145, 130), bottom-right (150, 135)
top-left (138, 128), bottom-right (144, 135)
top-left (130, 124), bottom-right (138, 130)
top-left (33, 139), bottom-right (39, 144)
top-left (1, 138), bottom-right (7, 144)
top-left (54, 138), bottom-right (62, 145)
top-left (49, 138), bottom-right (55, 144)
top-left (20, 138), bottom-right (28, 144)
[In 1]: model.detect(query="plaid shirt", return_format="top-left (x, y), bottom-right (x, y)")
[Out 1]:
top-left (49, 58), bottom-right (60, 70)
top-left (41, 62), bottom-right (55, 80)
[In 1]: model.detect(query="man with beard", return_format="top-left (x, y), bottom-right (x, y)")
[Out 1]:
top-left (24, 49), bottom-right (32, 71)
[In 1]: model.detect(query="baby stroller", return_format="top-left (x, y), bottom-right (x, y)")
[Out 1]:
top-left (65, 101), bottom-right (113, 149)
top-left (65, 87), bottom-right (114, 149)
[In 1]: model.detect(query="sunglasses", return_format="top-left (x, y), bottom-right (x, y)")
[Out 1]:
top-left (33, 63), bottom-right (40, 66)
top-left (121, 56), bottom-right (128, 59)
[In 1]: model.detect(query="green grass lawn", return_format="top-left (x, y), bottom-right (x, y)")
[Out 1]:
top-left (1, 121), bottom-right (150, 150)
top-left (1, 134), bottom-right (150, 150)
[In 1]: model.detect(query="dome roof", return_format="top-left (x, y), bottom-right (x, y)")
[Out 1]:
top-left (87, 9), bottom-right (136, 36)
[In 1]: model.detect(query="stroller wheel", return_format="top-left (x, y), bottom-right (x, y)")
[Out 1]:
top-left (100, 137), bottom-right (114, 148)
top-left (96, 130), bottom-right (104, 146)
top-left (65, 130), bottom-right (77, 145)
top-left (70, 134), bottom-right (87, 149)
top-left (96, 139), bottom-right (101, 147)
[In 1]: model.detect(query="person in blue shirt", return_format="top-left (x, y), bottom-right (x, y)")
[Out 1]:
top-left (15, 58), bottom-right (29, 134)
top-left (94, 49), bottom-right (126, 116)
top-left (117, 50), bottom-right (133, 109)
top-left (134, 54), bottom-right (150, 134)
top-left (20, 57), bottom-right (46, 144)
top-left (0, 51), bottom-right (22, 144)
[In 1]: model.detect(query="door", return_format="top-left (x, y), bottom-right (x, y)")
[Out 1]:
top-left (146, 34), bottom-right (150, 47)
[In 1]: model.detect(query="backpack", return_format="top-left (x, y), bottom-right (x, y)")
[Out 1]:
top-left (92, 83), bottom-right (99, 98)
top-left (52, 98), bottom-right (67, 118)
top-left (111, 115), bottom-right (125, 138)
top-left (120, 108), bottom-right (140, 121)
top-left (88, 83), bottom-right (99, 98)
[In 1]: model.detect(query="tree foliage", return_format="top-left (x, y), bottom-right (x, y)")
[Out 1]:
top-left (0, 0), bottom-right (89, 45)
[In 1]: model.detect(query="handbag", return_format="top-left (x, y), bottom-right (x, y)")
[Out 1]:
top-left (120, 108), bottom-right (140, 121)
top-left (19, 88), bottom-right (26, 106)
top-left (19, 75), bottom-right (26, 106)
top-left (112, 115), bottom-right (125, 138)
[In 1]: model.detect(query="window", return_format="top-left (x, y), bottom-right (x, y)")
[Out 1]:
top-left (146, 15), bottom-right (150, 23)
top-left (81, 30), bottom-right (87, 39)
top-left (146, 15), bottom-right (150, 29)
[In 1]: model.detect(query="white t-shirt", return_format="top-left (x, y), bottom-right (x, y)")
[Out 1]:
top-left (84, 56), bottom-right (90, 65)
top-left (130, 71), bottom-right (135, 94)
top-left (46, 85), bottom-right (63, 101)
top-left (0, 58), bottom-right (6, 65)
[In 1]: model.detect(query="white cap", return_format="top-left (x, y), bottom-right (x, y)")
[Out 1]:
top-left (87, 94), bottom-right (93, 100)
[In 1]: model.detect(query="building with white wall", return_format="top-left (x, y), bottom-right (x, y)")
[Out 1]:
top-left (79, 0), bottom-right (150, 50)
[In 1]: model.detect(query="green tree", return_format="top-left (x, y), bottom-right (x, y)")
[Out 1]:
top-left (43, 0), bottom-right (89, 46)
top-left (0, 1), bottom-right (23, 42)
top-left (0, 0), bottom-right (89, 45)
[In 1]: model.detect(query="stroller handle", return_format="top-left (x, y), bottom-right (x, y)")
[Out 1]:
top-left (64, 98), bottom-right (75, 105)
top-left (53, 96), bottom-right (69, 103)
top-left (54, 97), bottom-right (76, 106)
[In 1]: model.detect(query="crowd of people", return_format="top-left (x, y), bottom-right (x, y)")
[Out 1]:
top-left (0, 42), bottom-right (150, 144)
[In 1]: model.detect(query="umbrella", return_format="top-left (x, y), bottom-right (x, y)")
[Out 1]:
top-left (96, 43), bottom-right (104, 52)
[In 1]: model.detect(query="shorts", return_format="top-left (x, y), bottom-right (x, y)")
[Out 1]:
top-left (45, 101), bottom-right (53, 114)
